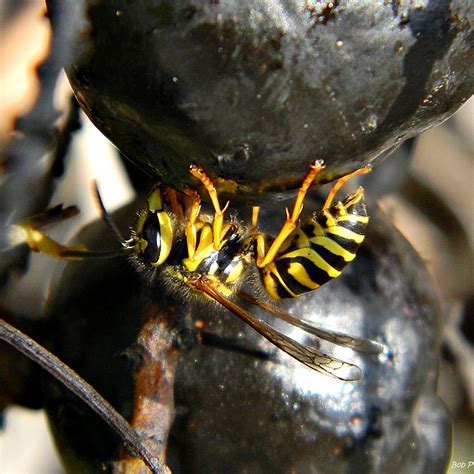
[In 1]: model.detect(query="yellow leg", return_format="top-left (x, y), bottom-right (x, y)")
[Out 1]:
top-left (251, 206), bottom-right (260, 229)
top-left (190, 164), bottom-right (229, 250)
top-left (183, 188), bottom-right (201, 260)
top-left (323, 165), bottom-right (371, 210)
top-left (256, 160), bottom-right (324, 268)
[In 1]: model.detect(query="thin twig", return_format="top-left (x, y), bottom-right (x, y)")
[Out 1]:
top-left (0, 318), bottom-right (168, 474)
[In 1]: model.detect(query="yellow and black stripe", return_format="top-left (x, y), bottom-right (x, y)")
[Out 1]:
top-left (164, 225), bottom-right (251, 297)
top-left (261, 187), bottom-right (368, 300)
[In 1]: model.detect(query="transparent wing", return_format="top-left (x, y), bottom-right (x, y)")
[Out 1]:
top-left (262, 327), bottom-right (361, 381)
top-left (239, 291), bottom-right (384, 355)
top-left (191, 277), bottom-right (362, 381)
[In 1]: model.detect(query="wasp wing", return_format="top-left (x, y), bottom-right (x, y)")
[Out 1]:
top-left (239, 291), bottom-right (384, 355)
top-left (192, 278), bottom-right (362, 381)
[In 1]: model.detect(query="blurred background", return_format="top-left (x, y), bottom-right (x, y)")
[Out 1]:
top-left (0, 1), bottom-right (472, 472)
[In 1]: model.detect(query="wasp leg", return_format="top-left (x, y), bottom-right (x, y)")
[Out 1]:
top-left (256, 160), bottom-right (324, 268)
top-left (323, 165), bottom-right (371, 210)
top-left (163, 187), bottom-right (184, 223)
top-left (183, 187), bottom-right (202, 260)
top-left (251, 206), bottom-right (260, 229)
top-left (189, 164), bottom-right (230, 251)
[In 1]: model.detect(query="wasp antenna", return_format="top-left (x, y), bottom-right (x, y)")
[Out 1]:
top-left (0, 318), bottom-right (167, 474)
top-left (92, 181), bottom-right (126, 246)
top-left (58, 249), bottom-right (125, 259)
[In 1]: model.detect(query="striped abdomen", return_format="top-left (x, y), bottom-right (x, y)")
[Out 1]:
top-left (260, 187), bottom-right (368, 300)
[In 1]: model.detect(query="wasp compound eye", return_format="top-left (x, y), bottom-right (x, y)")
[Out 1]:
top-left (140, 213), bottom-right (162, 264)
top-left (135, 187), bottom-right (174, 267)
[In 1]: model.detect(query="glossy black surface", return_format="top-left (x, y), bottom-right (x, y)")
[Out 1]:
top-left (42, 199), bottom-right (449, 473)
top-left (47, 0), bottom-right (474, 197)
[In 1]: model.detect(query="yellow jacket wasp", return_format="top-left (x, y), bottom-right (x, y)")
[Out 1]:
top-left (11, 160), bottom-right (384, 383)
